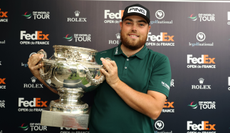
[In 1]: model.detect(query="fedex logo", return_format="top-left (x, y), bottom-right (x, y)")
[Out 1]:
top-left (20, 31), bottom-right (49, 40)
top-left (163, 100), bottom-right (174, 108)
top-left (0, 8), bottom-right (8, 18)
top-left (147, 32), bottom-right (174, 42)
top-left (104, 10), bottom-right (124, 19)
top-left (187, 54), bottom-right (215, 64)
top-left (18, 98), bottom-right (47, 107)
top-left (187, 121), bottom-right (216, 131)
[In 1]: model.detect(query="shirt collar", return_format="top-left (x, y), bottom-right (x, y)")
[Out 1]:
top-left (114, 43), bottom-right (149, 60)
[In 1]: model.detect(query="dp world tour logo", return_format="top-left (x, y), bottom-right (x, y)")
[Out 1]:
top-left (19, 123), bottom-right (29, 131)
top-left (64, 34), bottom-right (73, 41)
top-left (188, 101), bottom-right (198, 109)
top-left (22, 12), bottom-right (32, 19)
top-left (189, 14), bottom-right (197, 21)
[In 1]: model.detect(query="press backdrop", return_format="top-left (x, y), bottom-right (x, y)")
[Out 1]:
top-left (1, 0), bottom-right (230, 132)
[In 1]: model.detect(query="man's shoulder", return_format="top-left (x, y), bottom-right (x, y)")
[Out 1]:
top-left (95, 47), bottom-right (117, 64)
top-left (96, 46), bottom-right (117, 57)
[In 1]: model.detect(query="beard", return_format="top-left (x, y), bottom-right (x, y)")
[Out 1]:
top-left (120, 30), bottom-right (147, 50)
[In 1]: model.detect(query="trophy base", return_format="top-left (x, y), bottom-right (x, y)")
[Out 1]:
top-left (40, 108), bottom-right (89, 129)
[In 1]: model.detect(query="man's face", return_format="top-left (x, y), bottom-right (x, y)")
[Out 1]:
top-left (120, 15), bottom-right (151, 50)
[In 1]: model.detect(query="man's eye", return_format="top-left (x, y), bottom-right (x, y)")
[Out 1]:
top-left (139, 23), bottom-right (144, 26)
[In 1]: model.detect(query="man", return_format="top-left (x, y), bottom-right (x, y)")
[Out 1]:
top-left (28, 4), bottom-right (171, 133)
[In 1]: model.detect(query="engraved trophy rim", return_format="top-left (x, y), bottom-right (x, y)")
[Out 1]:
top-left (53, 45), bottom-right (98, 53)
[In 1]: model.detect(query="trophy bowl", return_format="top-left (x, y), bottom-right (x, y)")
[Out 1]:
top-left (38, 45), bottom-right (105, 129)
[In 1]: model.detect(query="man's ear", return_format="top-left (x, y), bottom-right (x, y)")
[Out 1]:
top-left (148, 25), bottom-right (151, 32)
top-left (120, 21), bottom-right (123, 28)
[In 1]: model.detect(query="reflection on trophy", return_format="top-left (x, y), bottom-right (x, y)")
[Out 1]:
top-left (38, 45), bottom-right (106, 129)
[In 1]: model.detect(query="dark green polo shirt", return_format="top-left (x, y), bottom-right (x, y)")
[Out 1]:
top-left (89, 44), bottom-right (171, 133)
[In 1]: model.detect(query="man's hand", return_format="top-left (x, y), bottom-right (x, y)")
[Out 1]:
top-left (27, 52), bottom-right (44, 79)
top-left (100, 58), bottom-right (120, 88)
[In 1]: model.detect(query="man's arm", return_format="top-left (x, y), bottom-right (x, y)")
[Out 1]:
top-left (100, 58), bottom-right (166, 120)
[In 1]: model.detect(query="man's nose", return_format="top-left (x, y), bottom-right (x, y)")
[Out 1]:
top-left (131, 24), bottom-right (137, 32)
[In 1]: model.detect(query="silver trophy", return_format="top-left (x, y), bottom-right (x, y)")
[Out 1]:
top-left (38, 45), bottom-right (106, 129)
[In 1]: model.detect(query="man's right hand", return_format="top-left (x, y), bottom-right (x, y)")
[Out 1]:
top-left (27, 53), bottom-right (44, 79)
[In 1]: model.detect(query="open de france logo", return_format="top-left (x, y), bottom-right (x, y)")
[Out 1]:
top-left (155, 10), bottom-right (165, 19)
top-left (196, 32), bottom-right (206, 42)
top-left (154, 120), bottom-right (164, 130)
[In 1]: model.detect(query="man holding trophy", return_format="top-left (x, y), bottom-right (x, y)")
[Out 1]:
top-left (28, 3), bottom-right (171, 133)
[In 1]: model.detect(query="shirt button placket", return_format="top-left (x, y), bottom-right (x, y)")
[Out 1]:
top-left (124, 58), bottom-right (129, 75)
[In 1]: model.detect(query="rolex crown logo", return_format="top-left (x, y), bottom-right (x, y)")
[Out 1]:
top-left (74, 10), bottom-right (80, 17)
top-left (116, 33), bottom-right (120, 40)
top-left (198, 78), bottom-right (204, 84)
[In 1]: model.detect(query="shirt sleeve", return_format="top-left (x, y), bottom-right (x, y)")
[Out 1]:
top-left (148, 55), bottom-right (171, 98)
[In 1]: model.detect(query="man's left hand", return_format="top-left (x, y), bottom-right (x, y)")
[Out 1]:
top-left (100, 58), bottom-right (120, 88)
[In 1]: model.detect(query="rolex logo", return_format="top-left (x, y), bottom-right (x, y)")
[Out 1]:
top-left (198, 78), bottom-right (204, 84)
top-left (74, 10), bottom-right (80, 17)
top-left (116, 33), bottom-right (120, 40)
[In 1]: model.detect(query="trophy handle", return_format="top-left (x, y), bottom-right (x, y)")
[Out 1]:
top-left (37, 49), bottom-right (47, 59)
top-left (85, 58), bottom-right (111, 86)
top-left (86, 69), bottom-right (105, 86)
top-left (37, 50), bottom-right (53, 81)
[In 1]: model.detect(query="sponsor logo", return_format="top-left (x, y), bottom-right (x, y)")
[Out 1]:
top-left (108, 33), bottom-right (120, 45)
top-left (0, 8), bottom-right (8, 22)
top-left (21, 52), bottom-right (36, 67)
top-left (227, 11), bottom-right (230, 25)
top-left (191, 78), bottom-right (211, 90)
top-left (189, 32), bottom-right (214, 47)
top-left (154, 120), bottom-right (173, 133)
top-left (22, 12), bottom-right (32, 19)
top-left (64, 34), bottom-right (73, 42)
top-left (21, 62), bottom-right (28, 67)
top-left (170, 79), bottom-right (174, 88)
top-left (19, 123), bottom-right (47, 132)
top-left (146, 32), bottom-right (175, 46)
top-left (0, 61), bottom-right (2, 66)
top-left (67, 10), bottom-right (87, 22)
top-left (188, 101), bottom-right (216, 110)
top-left (64, 34), bottom-right (91, 43)
top-left (189, 13), bottom-right (215, 22)
top-left (104, 9), bottom-right (124, 24)
top-left (228, 77), bottom-right (230, 91)
top-left (162, 99), bottom-right (174, 113)
top-left (188, 14), bottom-right (197, 21)
top-left (0, 100), bottom-right (5, 108)
top-left (188, 101), bottom-right (198, 109)
top-left (151, 10), bottom-right (173, 24)
top-left (18, 97), bottom-right (48, 112)
top-left (128, 6), bottom-right (147, 16)
top-left (187, 54), bottom-right (216, 69)
top-left (0, 40), bottom-right (5, 44)
top-left (187, 121), bottom-right (216, 132)
top-left (20, 30), bottom-right (49, 45)
top-left (155, 120), bottom-right (164, 130)
top-left (0, 78), bottom-right (6, 89)
top-left (24, 76), bottom-right (43, 88)
top-left (30, 123), bottom-right (47, 132)
top-left (22, 11), bottom-right (50, 20)
top-left (60, 127), bottom-right (90, 133)
top-left (19, 123), bottom-right (29, 131)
